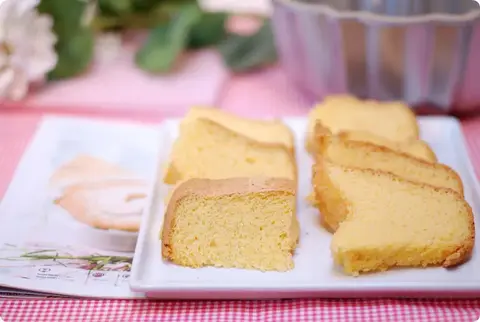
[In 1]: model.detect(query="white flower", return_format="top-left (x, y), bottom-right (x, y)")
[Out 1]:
top-left (0, 0), bottom-right (57, 101)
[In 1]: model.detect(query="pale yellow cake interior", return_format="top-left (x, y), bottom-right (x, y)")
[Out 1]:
top-left (164, 117), bottom-right (295, 184)
top-left (314, 161), bottom-right (474, 276)
top-left (164, 189), bottom-right (297, 272)
top-left (317, 137), bottom-right (463, 197)
top-left (309, 133), bottom-right (462, 228)
top-left (182, 107), bottom-right (294, 148)
top-left (306, 95), bottom-right (419, 153)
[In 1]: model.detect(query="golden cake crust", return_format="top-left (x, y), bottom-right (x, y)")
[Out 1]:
top-left (315, 133), bottom-right (464, 197)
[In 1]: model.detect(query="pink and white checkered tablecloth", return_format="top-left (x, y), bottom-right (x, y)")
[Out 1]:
top-left (1, 112), bottom-right (480, 321)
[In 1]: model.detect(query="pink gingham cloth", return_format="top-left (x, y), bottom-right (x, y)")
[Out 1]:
top-left (1, 298), bottom-right (480, 322)
top-left (0, 113), bottom-right (480, 321)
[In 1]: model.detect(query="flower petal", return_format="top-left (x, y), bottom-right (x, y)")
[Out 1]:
top-left (0, 67), bottom-right (15, 98)
top-left (8, 69), bottom-right (28, 100)
top-left (0, 0), bottom-right (57, 86)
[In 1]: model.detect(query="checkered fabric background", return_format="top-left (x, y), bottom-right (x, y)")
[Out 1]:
top-left (1, 113), bottom-right (480, 322)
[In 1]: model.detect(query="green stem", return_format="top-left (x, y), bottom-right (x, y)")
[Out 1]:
top-left (24, 249), bottom-right (58, 255)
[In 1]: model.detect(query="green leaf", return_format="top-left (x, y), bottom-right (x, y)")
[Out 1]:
top-left (135, 3), bottom-right (202, 73)
top-left (38, 0), bottom-right (95, 79)
top-left (217, 20), bottom-right (278, 73)
top-left (38, 0), bottom-right (87, 39)
top-left (187, 12), bottom-right (228, 49)
top-left (99, 0), bottom-right (133, 15)
top-left (132, 0), bottom-right (162, 12)
top-left (48, 28), bottom-right (95, 80)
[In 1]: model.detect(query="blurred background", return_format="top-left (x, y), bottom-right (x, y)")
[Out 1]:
top-left (0, 0), bottom-right (479, 116)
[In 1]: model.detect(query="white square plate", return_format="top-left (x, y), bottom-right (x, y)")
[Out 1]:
top-left (130, 116), bottom-right (480, 299)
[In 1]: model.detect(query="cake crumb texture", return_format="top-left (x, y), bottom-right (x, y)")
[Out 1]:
top-left (164, 107), bottom-right (296, 184)
top-left (314, 134), bottom-right (463, 207)
top-left (313, 160), bottom-right (474, 276)
top-left (162, 177), bottom-right (299, 272)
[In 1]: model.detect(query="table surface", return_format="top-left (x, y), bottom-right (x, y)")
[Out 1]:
top-left (0, 113), bottom-right (480, 321)
top-left (2, 45), bottom-right (480, 321)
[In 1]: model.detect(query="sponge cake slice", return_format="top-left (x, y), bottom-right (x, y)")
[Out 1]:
top-left (306, 95), bottom-right (419, 153)
top-left (163, 108), bottom-right (296, 184)
top-left (313, 160), bottom-right (475, 276)
top-left (313, 135), bottom-right (463, 231)
top-left (316, 135), bottom-right (463, 194)
top-left (161, 177), bottom-right (299, 271)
